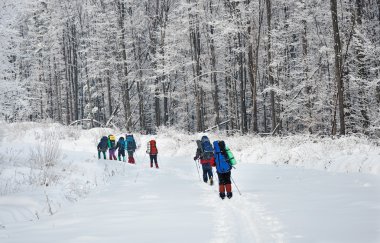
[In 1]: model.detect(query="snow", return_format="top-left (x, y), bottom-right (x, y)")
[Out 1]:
top-left (0, 123), bottom-right (379, 242)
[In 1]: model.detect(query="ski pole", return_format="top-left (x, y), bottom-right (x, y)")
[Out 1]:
top-left (231, 176), bottom-right (242, 196)
top-left (194, 159), bottom-right (202, 181)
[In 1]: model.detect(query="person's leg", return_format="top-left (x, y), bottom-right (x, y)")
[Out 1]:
top-left (121, 150), bottom-right (126, 162)
top-left (150, 155), bottom-right (154, 167)
top-left (109, 150), bottom-right (113, 160)
top-left (112, 149), bottom-right (117, 160)
top-left (217, 172), bottom-right (226, 199)
top-left (127, 151), bottom-right (132, 163)
top-left (225, 171), bottom-right (232, 199)
top-left (98, 150), bottom-right (101, 159)
top-left (153, 155), bottom-right (158, 168)
top-left (102, 151), bottom-right (106, 159)
top-left (118, 151), bottom-right (121, 161)
top-left (201, 164), bottom-right (208, 183)
top-left (207, 167), bottom-right (214, 185)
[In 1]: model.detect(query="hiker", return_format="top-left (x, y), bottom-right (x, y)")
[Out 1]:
top-left (97, 136), bottom-right (108, 159)
top-left (146, 138), bottom-right (159, 168)
top-left (115, 137), bottom-right (126, 162)
top-left (213, 140), bottom-right (234, 199)
top-left (126, 134), bottom-right (137, 164)
top-left (194, 136), bottom-right (214, 185)
top-left (108, 134), bottom-right (117, 160)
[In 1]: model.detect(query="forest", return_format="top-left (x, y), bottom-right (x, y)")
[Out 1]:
top-left (0, 0), bottom-right (379, 135)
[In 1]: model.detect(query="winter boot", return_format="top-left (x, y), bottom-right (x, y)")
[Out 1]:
top-left (150, 162), bottom-right (153, 168)
top-left (122, 157), bottom-right (126, 162)
top-left (130, 156), bottom-right (135, 164)
top-left (155, 162), bottom-right (159, 169)
top-left (210, 177), bottom-right (214, 186)
top-left (226, 184), bottom-right (232, 198)
top-left (118, 155), bottom-right (121, 161)
top-left (219, 192), bottom-right (226, 200)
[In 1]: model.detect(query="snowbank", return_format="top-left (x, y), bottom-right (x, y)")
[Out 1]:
top-left (152, 127), bottom-right (380, 175)
top-left (0, 122), bottom-right (125, 225)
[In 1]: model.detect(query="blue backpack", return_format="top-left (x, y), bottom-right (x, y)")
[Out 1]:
top-left (201, 136), bottom-right (214, 160)
top-left (126, 135), bottom-right (137, 151)
top-left (99, 136), bottom-right (108, 150)
top-left (118, 138), bottom-right (126, 151)
top-left (213, 141), bottom-right (232, 173)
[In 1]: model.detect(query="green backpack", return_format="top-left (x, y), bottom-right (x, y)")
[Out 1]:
top-left (225, 145), bottom-right (236, 165)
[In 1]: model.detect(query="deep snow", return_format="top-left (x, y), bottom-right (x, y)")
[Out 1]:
top-left (0, 123), bottom-right (379, 242)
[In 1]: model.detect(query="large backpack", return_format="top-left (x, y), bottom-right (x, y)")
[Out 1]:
top-left (200, 136), bottom-right (214, 160)
top-left (99, 136), bottom-right (108, 150)
top-left (147, 140), bottom-right (158, 154)
top-left (213, 141), bottom-right (232, 173)
top-left (118, 138), bottom-right (126, 151)
top-left (108, 135), bottom-right (116, 149)
top-left (218, 141), bottom-right (236, 165)
top-left (126, 135), bottom-right (137, 151)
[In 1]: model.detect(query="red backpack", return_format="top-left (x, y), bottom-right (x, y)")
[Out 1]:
top-left (149, 140), bottom-right (158, 154)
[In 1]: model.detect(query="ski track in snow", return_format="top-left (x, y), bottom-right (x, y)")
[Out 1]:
top-left (202, 180), bottom-right (284, 243)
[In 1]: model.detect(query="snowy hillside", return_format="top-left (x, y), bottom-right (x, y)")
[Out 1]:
top-left (0, 123), bottom-right (379, 242)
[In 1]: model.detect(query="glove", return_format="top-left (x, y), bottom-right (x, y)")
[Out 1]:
top-left (193, 157), bottom-right (197, 161)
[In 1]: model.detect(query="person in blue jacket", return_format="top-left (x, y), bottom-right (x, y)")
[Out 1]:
top-left (115, 137), bottom-right (126, 162)
top-left (126, 134), bottom-right (137, 164)
top-left (213, 141), bottom-right (233, 199)
top-left (97, 136), bottom-right (108, 159)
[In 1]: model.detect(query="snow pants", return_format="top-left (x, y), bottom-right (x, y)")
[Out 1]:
top-left (118, 150), bottom-right (126, 161)
top-left (201, 163), bottom-right (213, 183)
top-left (149, 154), bottom-right (158, 168)
top-left (217, 171), bottom-right (232, 198)
top-left (127, 150), bottom-right (135, 164)
top-left (109, 149), bottom-right (117, 160)
top-left (98, 150), bottom-right (106, 159)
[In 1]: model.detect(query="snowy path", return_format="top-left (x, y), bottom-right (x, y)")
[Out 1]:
top-left (1, 154), bottom-right (380, 243)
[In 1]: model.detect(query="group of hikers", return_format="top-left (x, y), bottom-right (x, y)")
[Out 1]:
top-left (97, 134), bottom-right (159, 168)
top-left (97, 134), bottom-right (235, 199)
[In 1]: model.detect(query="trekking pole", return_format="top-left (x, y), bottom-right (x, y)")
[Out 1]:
top-left (231, 176), bottom-right (242, 196)
top-left (194, 159), bottom-right (202, 181)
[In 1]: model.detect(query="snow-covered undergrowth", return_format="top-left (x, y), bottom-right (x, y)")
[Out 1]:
top-left (153, 127), bottom-right (380, 175)
top-left (0, 122), bottom-right (123, 224)
top-left (1, 122), bottom-right (379, 227)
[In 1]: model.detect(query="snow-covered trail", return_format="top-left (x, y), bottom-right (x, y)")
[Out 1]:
top-left (1, 152), bottom-right (380, 243)
top-left (0, 154), bottom-right (262, 243)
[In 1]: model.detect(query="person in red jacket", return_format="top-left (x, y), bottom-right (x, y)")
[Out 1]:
top-left (146, 139), bottom-right (159, 168)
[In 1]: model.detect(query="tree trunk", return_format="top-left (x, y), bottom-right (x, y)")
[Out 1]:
top-left (118, 1), bottom-right (132, 129)
top-left (238, 32), bottom-right (248, 134)
top-left (209, 0), bottom-right (220, 126)
top-left (355, 0), bottom-right (370, 131)
top-left (266, 0), bottom-right (277, 133)
top-left (330, 0), bottom-right (345, 135)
